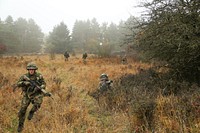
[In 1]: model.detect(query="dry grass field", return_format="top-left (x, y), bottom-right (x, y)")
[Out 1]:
top-left (0, 54), bottom-right (200, 133)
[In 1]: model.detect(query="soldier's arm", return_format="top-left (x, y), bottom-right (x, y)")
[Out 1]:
top-left (38, 74), bottom-right (46, 89)
top-left (37, 73), bottom-right (53, 97)
top-left (17, 75), bottom-right (27, 87)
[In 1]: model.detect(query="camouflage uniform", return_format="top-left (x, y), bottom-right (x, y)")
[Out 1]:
top-left (64, 51), bottom-right (70, 61)
top-left (82, 53), bottom-right (88, 64)
top-left (121, 55), bottom-right (127, 64)
top-left (16, 63), bottom-right (46, 132)
top-left (91, 74), bottom-right (113, 101)
top-left (98, 74), bottom-right (112, 93)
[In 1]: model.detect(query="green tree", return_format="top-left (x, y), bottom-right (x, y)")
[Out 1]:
top-left (71, 18), bottom-right (101, 53)
top-left (71, 20), bottom-right (90, 52)
top-left (135, 0), bottom-right (200, 83)
top-left (97, 22), bottom-right (116, 56)
top-left (0, 16), bottom-right (19, 53)
top-left (107, 23), bottom-right (120, 51)
top-left (87, 18), bottom-right (101, 53)
top-left (26, 19), bottom-right (44, 52)
top-left (14, 17), bottom-right (43, 53)
top-left (14, 17), bottom-right (28, 52)
top-left (47, 22), bottom-right (71, 53)
top-left (5, 15), bottom-right (14, 24)
top-left (71, 18), bottom-right (135, 56)
top-left (98, 22), bottom-right (125, 56)
top-left (0, 16), bottom-right (44, 54)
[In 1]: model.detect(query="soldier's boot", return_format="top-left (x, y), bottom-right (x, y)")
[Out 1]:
top-left (28, 111), bottom-right (34, 120)
top-left (17, 122), bottom-right (24, 132)
top-left (18, 110), bottom-right (26, 132)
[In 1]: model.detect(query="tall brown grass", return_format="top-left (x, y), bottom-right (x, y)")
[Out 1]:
top-left (0, 54), bottom-right (199, 133)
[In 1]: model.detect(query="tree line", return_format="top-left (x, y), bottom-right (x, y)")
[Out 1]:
top-left (0, 16), bottom-right (137, 56)
top-left (0, 16), bottom-right (44, 54)
top-left (45, 18), bottom-right (136, 56)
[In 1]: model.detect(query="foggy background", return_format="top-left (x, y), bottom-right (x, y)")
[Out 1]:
top-left (0, 0), bottom-right (143, 33)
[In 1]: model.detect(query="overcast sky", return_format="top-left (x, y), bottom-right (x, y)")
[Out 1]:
top-left (0, 0), bottom-right (146, 34)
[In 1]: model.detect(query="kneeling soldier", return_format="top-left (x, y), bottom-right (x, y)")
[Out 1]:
top-left (90, 73), bottom-right (113, 101)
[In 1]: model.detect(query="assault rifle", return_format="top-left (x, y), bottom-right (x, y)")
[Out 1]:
top-left (105, 80), bottom-right (113, 85)
top-left (23, 75), bottom-right (53, 99)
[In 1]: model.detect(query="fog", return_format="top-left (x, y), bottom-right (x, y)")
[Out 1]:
top-left (0, 0), bottom-right (144, 33)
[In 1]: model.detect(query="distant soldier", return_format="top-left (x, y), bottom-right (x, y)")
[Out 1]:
top-left (121, 54), bottom-right (128, 64)
top-left (14, 62), bottom-right (51, 132)
top-left (90, 73), bottom-right (113, 101)
top-left (98, 73), bottom-right (113, 93)
top-left (64, 51), bottom-right (70, 61)
top-left (82, 52), bottom-right (88, 64)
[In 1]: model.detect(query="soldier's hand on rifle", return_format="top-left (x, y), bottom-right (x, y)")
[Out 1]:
top-left (23, 81), bottom-right (30, 86)
top-left (45, 92), bottom-right (52, 97)
top-left (106, 80), bottom-right (113, 85)
top-left (40, 85), bottom-right (45, 89)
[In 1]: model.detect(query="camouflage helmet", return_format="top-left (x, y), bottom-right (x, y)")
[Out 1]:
top-left (26, 62), bottom-right (38, 70)
top-left (100, 73), bottom-right (108, 80)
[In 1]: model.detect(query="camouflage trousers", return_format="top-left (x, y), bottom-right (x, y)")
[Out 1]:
top-left (83, 59), bottom-right (87, 64)
top-left (18, 93), bottom-right (43, 125)
top-left (90, 88), bottom-right (110, 101)
top-left (64, 57), bottom-right (69, 61)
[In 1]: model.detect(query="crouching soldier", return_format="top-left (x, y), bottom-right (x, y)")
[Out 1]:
top-left (98, 73), bottom-right (113, 94)
top-left (15, 62), bottom-right (51, 132)
top-left (90, 73), bottom-right (113, 101)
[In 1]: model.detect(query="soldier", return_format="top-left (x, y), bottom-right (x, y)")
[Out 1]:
top-left (98, 73), bottom-right (113, 94)
top-left (64, 51), bottom-right (70, 61)
top-left (90, 73), bottom-right (113, 101)
top-left (121, 54), bottom-right (128, 64)
top-left (82, 52), bottom-right (88, 64)
top-left (15, 62), bottom-right (51, 132)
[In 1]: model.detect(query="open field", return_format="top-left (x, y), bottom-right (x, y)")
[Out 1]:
top-left (1, 54), bottom-right (200, 133)
top-left (0, 54), bottom-right (151, 133)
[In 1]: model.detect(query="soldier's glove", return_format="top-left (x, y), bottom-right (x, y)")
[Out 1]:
top-left (106, 80), bottom-right (113, 85)
top-left (23, 81), bottom-right (30, 86)
top-left (40, 85), bottom-right (46, 89)
top-left (44, 92), bottom-right (52, 97)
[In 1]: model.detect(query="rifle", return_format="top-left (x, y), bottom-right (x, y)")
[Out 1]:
top-left (23, 75), bottom-right (53, 99)
top-left (99, 80), bottom-right (113, 93)
top-left (106, 80), bottom-right (113, 85)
